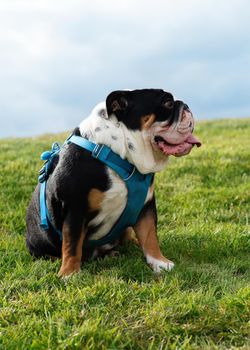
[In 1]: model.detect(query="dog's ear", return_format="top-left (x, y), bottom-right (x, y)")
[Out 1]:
top-left (106, 90), bottom-right (130, 118)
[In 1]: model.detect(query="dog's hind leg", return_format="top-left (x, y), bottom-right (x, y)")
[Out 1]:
top-left (121, 227), bottom-right (139, 245)
top-left (58, 211), bottom-right (86, 277)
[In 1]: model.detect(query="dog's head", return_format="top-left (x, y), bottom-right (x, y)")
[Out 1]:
top-left (106, 89), bottom-right (201, 158)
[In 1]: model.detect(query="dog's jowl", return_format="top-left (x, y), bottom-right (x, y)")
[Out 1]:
top-left (26, 89), bottom-right (201, 277)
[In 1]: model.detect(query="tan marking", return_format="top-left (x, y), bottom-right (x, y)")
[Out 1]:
top-left (58, 224), bottom-right (85, 277)
top-left (134, 212), bottom-right (173, 265)
top-left (88, 188), bottom-right (104, 212)
top-left (121, 227), bottom-right (139, 245)
top-left (141, 114), bottom-right (156, 129)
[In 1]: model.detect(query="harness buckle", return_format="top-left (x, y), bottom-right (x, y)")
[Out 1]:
top-left (92, 144), bottom-right (104, 159)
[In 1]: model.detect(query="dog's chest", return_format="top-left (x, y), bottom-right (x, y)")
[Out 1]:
top-left (87, 169), bottom-right (128, 241)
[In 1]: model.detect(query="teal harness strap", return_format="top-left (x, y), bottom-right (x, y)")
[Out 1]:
top-left (87, 167), bottom-right (152, 248)
top-left (39, 135), bottom-right (153, 247)
top-left (39, 181), bottom-right (48, 229)
top-left (68, 135), bottom-right (134, 179)
top-left (40, 181), bottom-right (63, 239)
top-left (38, 142), bottom-right (62, 238)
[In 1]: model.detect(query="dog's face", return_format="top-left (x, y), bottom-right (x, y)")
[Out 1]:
top-left (106, 89), bottom-right (201, 158)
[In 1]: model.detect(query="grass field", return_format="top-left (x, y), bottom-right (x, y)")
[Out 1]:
top-left (0, 119), bottom-right (250, 349)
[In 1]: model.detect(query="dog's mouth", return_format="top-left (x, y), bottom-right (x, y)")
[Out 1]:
top-left (152, 103), bottom-right (202, 157)
top-left (154, 134), bottom-right (201, 157)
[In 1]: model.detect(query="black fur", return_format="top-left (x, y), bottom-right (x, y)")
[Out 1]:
top-left (26, 89), bottom-right (186, 262)
top-left (26, 127), bottom-right (110, 258)
top-left (106, 89), bottom-right (181, 129)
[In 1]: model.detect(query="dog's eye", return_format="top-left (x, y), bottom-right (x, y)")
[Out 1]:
top-left (163, 100), bottom-right (174, 109)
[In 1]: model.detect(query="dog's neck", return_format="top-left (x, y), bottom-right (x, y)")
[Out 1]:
top-left (79, 102), bottom-right (168, 174)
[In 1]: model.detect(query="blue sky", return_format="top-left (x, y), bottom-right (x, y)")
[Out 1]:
top-left (0, 0), bottom-right (249, 138)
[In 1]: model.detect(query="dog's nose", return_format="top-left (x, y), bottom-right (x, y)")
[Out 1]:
top-left (183, 103), bottom-right (189, 110)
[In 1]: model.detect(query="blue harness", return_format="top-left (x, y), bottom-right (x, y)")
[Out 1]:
top-left (39, 134), bottom-right (153, 247)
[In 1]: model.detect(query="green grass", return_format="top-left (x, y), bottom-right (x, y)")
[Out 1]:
top-left (0, 119), bottom-right (250, 349)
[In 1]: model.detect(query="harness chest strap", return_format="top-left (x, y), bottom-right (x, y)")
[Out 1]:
top-left (39, 135), bottom-right (153, 247)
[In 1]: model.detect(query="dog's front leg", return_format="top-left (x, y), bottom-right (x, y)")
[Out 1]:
top-left (134, 197), bottom-right (174, 273)
top-left (58, 213), bottom-right (85, 277)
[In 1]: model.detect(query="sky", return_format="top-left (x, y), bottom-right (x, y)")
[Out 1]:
top-left (0, 0), bottom-right (249, 138)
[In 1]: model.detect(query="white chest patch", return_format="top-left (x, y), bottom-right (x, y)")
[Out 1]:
top-left (87, 168), bottom-right (127, 241)
top-left (87, 168), bottom-right (154, 242)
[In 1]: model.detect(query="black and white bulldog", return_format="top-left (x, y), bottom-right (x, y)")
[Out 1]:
top-left (26, 89), bottom-right (201, 277)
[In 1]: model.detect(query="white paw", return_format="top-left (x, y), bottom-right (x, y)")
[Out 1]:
top-left (146, 255), bottom-right (175, 273)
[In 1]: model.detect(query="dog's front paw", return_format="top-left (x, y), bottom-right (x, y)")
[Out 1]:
top-left (58, 266), bottom-right (80, 278)
top-left (58, 259), bottom-right (81, 278)
top-left (146, 255), bottom-right (175, 273)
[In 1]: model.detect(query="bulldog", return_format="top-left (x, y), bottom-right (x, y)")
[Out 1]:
top-left (26, 89), bottom-right (201, 277)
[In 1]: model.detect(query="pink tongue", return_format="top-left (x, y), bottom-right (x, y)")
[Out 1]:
top-left (158, 141), bottom-right (182, 155)
top-left (185, 134), bottom-right (202, 147)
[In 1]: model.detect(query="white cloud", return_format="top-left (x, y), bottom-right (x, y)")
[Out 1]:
top-left (0, 0), bottom-right (249, 137)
